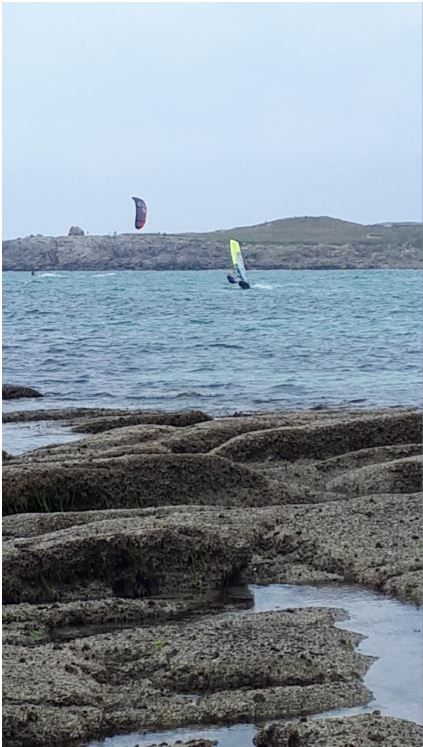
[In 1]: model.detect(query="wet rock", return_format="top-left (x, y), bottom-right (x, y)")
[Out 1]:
top-left (3, 514), bottom-right (252, 604)
top-left (3, 407), bottom-right (132, 423)
top-left (2, 507), bottom-right (144, 540)
top-left (72, 409), bottom-right (212, 433)
top-left (2, 406), bottom-right (422, 747)
top-left (3, 702), bottom-right (103, 747)
top-left (382, 568), bottom-right (423, 602)
top-left (2, 596), bottom-right (225, 646)
top-left (3, 488), bottom-right (422, 604)
top-left (213, 412), bottom-right (421, 463)
top-left (163, 415), bottom-right (299, 454)
top-left (2, 504), bottom-right (279, 541)
top-left (255, 443), bottom-right (422, 496)
top-left (17, 424), bottom-right (177, 462)
top-left (311, 443), bottom-right (421, 476)
top-left (2, 608), bottom-right (372, 746)
top-left (254, 713), bottom-right (423, 746)
top-left (2, 453), bottom-right (290, 515)
top-left (101, 673), bottom-right (370, 735)
top-left (2, 384), bottom-right (43, 400)
top-left (250, 493), bottom-right (423, 603)
top-left (116, 608), bottom-right (370, 695)
top-left (328, 455), bottom-right (423, 495)
top-left (2, 407), bottom-right (211, 428)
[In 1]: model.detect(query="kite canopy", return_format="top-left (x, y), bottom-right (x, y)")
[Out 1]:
top-left (132, 197), bottom-right (147, 230)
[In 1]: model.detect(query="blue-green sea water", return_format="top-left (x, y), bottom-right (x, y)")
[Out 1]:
top-left (2, 270), bottom-right (422, 414)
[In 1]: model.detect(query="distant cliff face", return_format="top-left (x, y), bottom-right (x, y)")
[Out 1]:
top-left (2, 235), bottom-right (232, 271)
top-left (3, 218), bottom-right (422, 271)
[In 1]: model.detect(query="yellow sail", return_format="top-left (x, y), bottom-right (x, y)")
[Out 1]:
top-left (229, 239), bottom-right (248, 284)
top-left (230, 239), bottom-right (241, 267)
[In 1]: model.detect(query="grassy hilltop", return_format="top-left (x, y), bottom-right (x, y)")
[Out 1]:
top-left (184, 215), bottom-right (422, 245)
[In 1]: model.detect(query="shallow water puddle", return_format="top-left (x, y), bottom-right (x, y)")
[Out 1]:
top-left (251, 584), bottom-right (422, 724)
top-left (2, 420), bottom-right (82, 454)
top-left (88, 584), bottom-right (422, 746)
top-left (90, 724), bottom-right (256, 747)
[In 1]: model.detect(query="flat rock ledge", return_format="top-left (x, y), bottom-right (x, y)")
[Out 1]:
top-left (254, 713), bottom-right (423, 746)
top-left (2, 407), bottom-right (210, 426)
top-left (3, 609), bottom-right (372, 747)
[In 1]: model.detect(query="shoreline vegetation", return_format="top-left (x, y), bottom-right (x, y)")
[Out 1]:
top-left (2, 396), bottom-right (422, 746)
top-left (3, 216), bottom-right (422, 271)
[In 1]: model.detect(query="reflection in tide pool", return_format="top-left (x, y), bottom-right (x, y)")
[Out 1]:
top-left (89, 724), bottom-right (255, 747)
top-left (252, 584), bottom-right (422, 725)
top-left (88, 583), bottom-right (422, 747)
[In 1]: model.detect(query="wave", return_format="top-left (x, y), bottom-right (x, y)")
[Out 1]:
top-left (252, 283), bottom-right (274, 290)
top-left (38, 273), bottom-right (67, 278)
top-left (3, 269), bottom-right (420, 425)
top-left (270, 383), bottom-right (307, 393)
top-left (208, 343), bottom-right (242, 349)
top-left (125, 391), bottom-right (221, 401)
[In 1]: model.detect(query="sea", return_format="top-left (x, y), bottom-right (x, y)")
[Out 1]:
top-left (2, 269), bottom-right (422, 417)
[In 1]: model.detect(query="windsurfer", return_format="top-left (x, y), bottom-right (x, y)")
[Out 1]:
top-left (229, 239), bottom-right (250, 289)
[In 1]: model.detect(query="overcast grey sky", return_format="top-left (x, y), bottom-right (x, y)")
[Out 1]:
top-left (3, 2), bottom-right (422, 238)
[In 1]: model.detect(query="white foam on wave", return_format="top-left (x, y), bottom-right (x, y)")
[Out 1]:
top-left (252, 282), bottom-right (274, 290)
top-left (38, 273), bottom-right (66, 278)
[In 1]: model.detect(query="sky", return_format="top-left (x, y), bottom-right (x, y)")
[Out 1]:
top-left (2, 2), bottom-right (422, 239)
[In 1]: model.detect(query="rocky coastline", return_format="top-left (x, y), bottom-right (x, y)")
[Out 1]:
top-left (2, 404), bottom-right (423, 746)
top-left (3, 216), bottom-right (422, 271)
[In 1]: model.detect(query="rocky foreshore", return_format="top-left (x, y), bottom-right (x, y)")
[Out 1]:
top-left (2, 406), bottom-right (423, 746)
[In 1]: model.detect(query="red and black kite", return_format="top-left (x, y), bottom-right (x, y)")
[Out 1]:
top-left (132, 197), bottom-right (147, 230)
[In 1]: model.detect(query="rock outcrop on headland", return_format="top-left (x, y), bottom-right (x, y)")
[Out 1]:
top-left (3, 216), bottom-right (422, 270)
top-left (2, 384), bottom-right (43, 400)
top-left (2, 405), bottom-right (422, 747)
